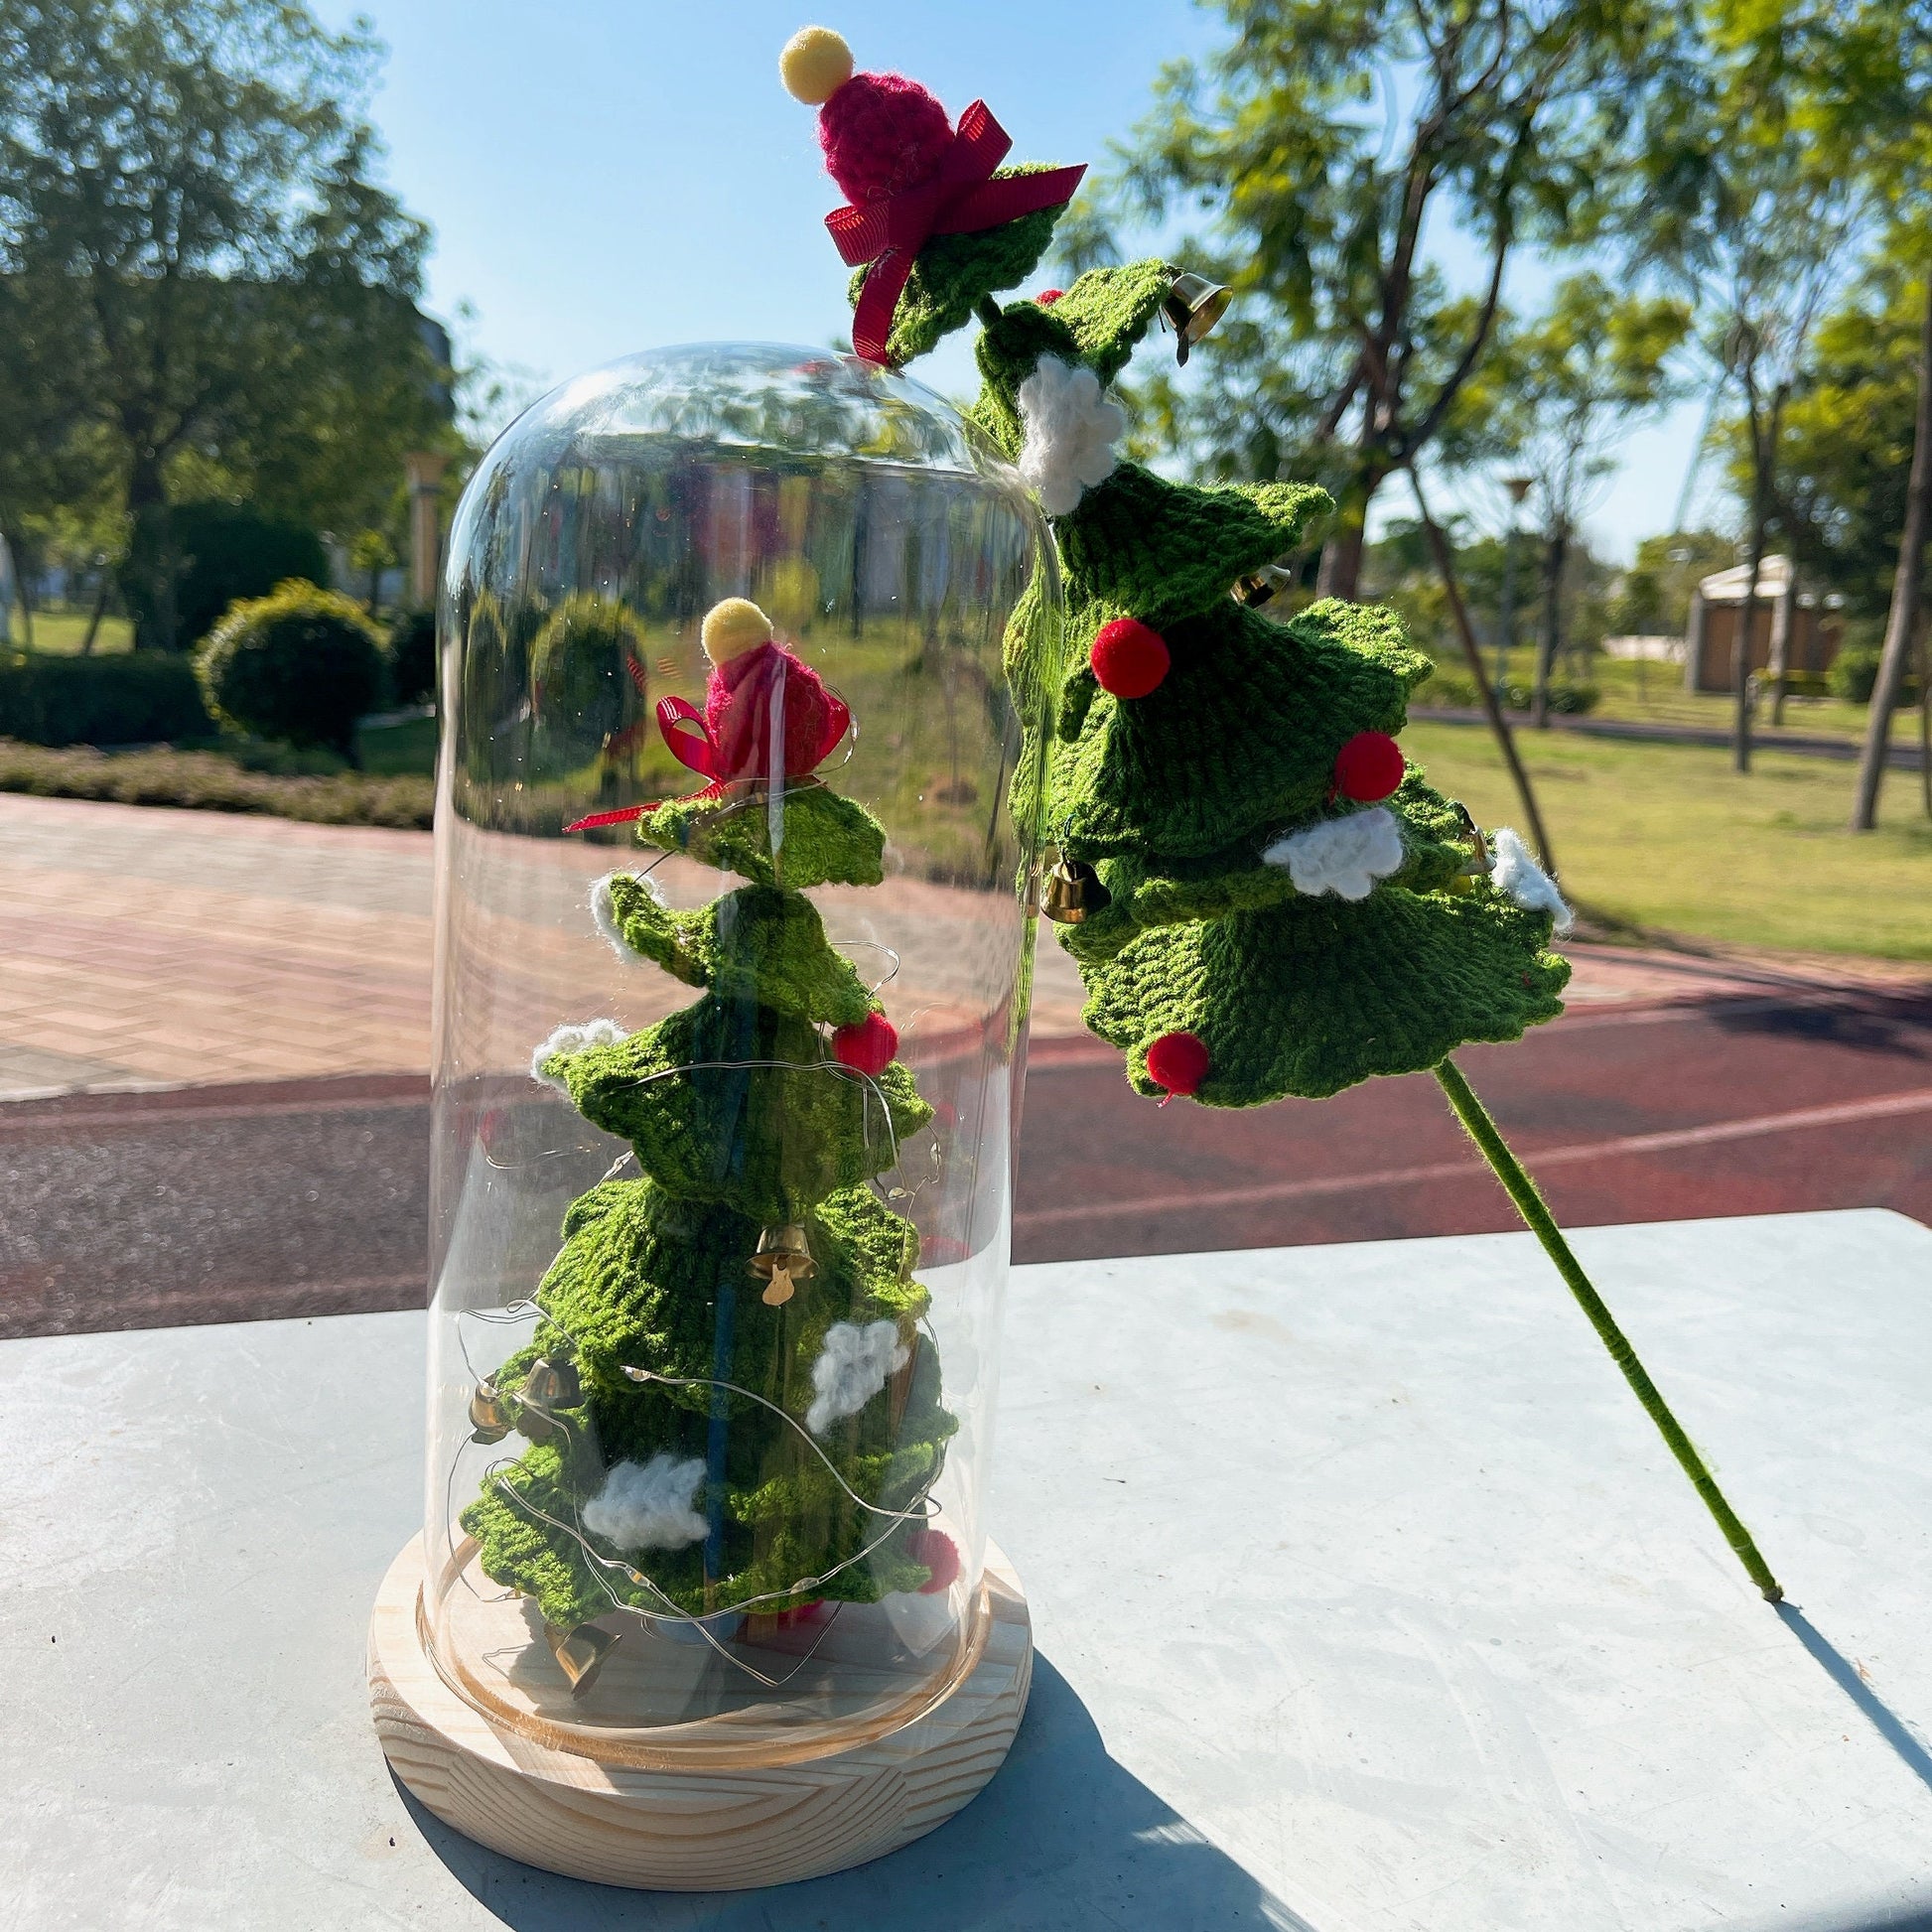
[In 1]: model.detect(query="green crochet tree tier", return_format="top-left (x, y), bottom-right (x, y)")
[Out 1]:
top-left (460, 604), bottom-right (958, 1641)
top-left (783, 29), bottom-right (1782, 1602)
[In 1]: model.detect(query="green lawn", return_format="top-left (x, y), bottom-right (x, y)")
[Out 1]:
top-left (1405, 719), bottom-right (1932, 962)
top-left (355, 713), bottom-right (437, 775)
top-left (1581, 653), bottom-right (1920, 746)
top-left (8, 606), bottom-right (134, 654)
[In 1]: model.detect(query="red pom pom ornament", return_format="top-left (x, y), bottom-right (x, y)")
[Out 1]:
top-left (817, 71), bottom-right (954, 205)
top-left (1035, 288), bottom-right (1065, 305)
top-left (908, 1528), bottom-right (960, 1595)
top-left (1089, 618), bottom-right (1171, 699)
top-left (1332, 730), bottom-right (1405, 802)
top-left (832, 1011), bottom-right (898, 1076)
top-left (1145, 1030), bottom-right (1210, 1103)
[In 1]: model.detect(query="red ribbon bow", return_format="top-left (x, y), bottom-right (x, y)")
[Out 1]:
top-left (825, 102), bottom-right (1085, 366)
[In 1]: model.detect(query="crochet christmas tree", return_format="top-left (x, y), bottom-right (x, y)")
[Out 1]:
top-left (783, 26), bottom-right (1781, 1602)
top-left (461, 599), bottom-right (959, 1660)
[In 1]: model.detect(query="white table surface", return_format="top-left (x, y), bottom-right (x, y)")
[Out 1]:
top-left (6, 1208), bottom-right (1932, 1932)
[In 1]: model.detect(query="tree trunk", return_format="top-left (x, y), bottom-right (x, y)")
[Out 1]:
top-left (121, 449), bottom-right (179, 652)
top-left (1733, 510), bottom-right (1767, 776)
top-left (1685, 590), bottom-right (1708, 694)
top-left (1315, 504), bottom-right (1368, 602)
top-left (1767, 565), bottom-right (1796, 727)
top-left (1532, 524), bottom-right (1566, 730)
top-left (79, 570), bottom-right (111, 654)
top-left (1408, 469), bottom-right (1558, 876)
top-left (1918, 609), bottom-right (1931, 822)
top-left (1853, 271), bottom-right (1932, 831)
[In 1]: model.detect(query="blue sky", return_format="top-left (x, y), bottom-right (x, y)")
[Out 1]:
top-left (318, 0), bottom-right (1715, 563)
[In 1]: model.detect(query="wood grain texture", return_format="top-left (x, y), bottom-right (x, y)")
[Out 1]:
top-left (368, 1534), bottom-right (1033, 1891)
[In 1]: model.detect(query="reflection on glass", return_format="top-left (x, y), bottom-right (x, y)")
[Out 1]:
top-left (423, 344), bottom-right (1060, 1760)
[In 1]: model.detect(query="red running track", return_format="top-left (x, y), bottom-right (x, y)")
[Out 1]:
top-left (1012, 986), bottom-right (1932, 1262)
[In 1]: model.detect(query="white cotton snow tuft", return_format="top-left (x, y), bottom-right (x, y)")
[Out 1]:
top-left (590, 871), bottom-right (662, 961)
top-left (1489, 827), bottom-right (1574, 935)
top-left (1017, 354), bottom-right (1127, 516)
top-left (529, 1017), bottom-right (629, 1092)
top-left (1261, 806), bottom-right (1405, 901)
top-left (805, 1319), bottom-right (909, 1436)
top-left (582, 1453), bottom-right (708, 1552)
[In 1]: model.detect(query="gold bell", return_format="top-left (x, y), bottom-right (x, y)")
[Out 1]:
top-left (522, 1355), bottom-right (581, 1409)
top-left (545, 1620), bottom-right (619, 1698)
top-left (1040, 853), bottom-right (1111, 924)
top-left (1162, 266), bottom-right (1233, 365)
top-left (1452, 804), bottom-right (1494, 879)
top-left (749, 1224), bottom-right (816, 1307)
top-left (1232, 565), bottom-right (1294, 609)
top-left (469, 1380), bottom-right (513, 1444)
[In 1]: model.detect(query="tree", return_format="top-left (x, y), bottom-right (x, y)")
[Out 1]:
top-left (1827, 0), bottom-right (1932, 827)
top-left (1624, 2), bottom-right (1880, 764)
top-left (1610, 531), bottom-right (1736, 636)
top-left (0, 0), bottom-right (453, 649)
top-left (1452, 275), bottom-right (1689, 724)
top-left (1760, 271), bottom-right (1925, 619)
top-left (1064, 0), bottom-right (1687, 602)
top-left (460, 607), bottom-right (952, 1640)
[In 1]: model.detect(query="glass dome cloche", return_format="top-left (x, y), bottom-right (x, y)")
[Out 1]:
top-left (367, 343), bottom-right (1061, 1889)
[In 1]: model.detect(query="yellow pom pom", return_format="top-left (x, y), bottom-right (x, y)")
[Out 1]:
top-left (779, 26), bottom-right (853, 105)
top-left (701, 597), bottom-right (773, 665)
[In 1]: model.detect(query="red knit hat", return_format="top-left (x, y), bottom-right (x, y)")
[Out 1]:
top-left (780, 26), bottom-right (953, 206)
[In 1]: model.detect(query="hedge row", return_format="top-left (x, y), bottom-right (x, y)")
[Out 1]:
top-left (0, 740), bottom-right (434, 828)
top-left (0, 651), bottom-right (213, 747)
top-left (0, 602), bottom-right (438, 752)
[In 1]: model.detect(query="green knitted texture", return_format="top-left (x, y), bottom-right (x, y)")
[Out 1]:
top-left (1051, 598), bottom-right (1429, 861)
top-left (462, 1180), bottom-right (949, 1625)
top-left (1060, 767), bottom-right (1476, 965)
top-left (460, 763), bottom-right (949, 1628)
top-left (634, 783), bottom-right (885, 890)
top-left (945, 255), bottom-right (1575, 1103)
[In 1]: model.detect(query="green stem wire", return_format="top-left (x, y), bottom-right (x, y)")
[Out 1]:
top-left (1434, 1055), bottom-right (1782, 1602)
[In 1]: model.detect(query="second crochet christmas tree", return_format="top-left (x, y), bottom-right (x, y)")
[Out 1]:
top-left (781, 23), bottom-right (1781, 1603)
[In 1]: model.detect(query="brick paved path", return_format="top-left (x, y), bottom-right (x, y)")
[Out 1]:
top-left (4, 792), bottom-right (1923, 1102)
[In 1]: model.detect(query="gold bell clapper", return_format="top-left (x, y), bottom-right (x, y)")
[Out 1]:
top-left (1162, 266), bottom-right (1233, 365)
top-left (750, 1224), bottom-right (816, 1307)
top-left (522, 1355), bottom-right (581, 1409)
top-left (468, 1380), bottom-right (513, 1445)
top-left (1232, 565), bottom-right (1294, 609)
top-left (1040, 853), bottom-right (1111, 924)
top-left (545, 1620), bottom-right (620, 1698)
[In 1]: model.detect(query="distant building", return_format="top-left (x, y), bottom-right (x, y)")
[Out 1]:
top-left (1684, 555), bottom-right (1841, 695)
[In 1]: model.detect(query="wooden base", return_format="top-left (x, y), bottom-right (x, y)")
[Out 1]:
top-left (367, 1534), bottom-right (1033, 1891)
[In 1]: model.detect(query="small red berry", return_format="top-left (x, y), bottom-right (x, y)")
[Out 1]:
top-left (1333, 730), bottom-right (1405, 802)
top-left (1035, 288), bottom-right (1064, 305)
top-left (1090, 618), bottom-right (1172, 699)
top-left (1145, 1030), bottom-right (1210, 1100)
top-left (909, 1528), bottom-right (959, 1595)
top-left (832, 1012), bottom-right (898, 1076)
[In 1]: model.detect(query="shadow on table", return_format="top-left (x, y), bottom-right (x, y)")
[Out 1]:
top-left (396, 1653), bottom-right (1315, 1930)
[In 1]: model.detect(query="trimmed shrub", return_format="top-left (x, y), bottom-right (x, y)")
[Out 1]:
top-left (387, 607), bottom-right (438, 706)
top-left (171, 501), bottom-right (331, 647)
top-left (198, 580), bottom-right (385, 760)
top-left (527, 594), bottom-right (649, 763)
top-left (1421, 665), bottom-right (1599, 715)
top-left (0, 650), bottom-right (214, 747)
top-left (1830, 639), bottom-right (1879, 704)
